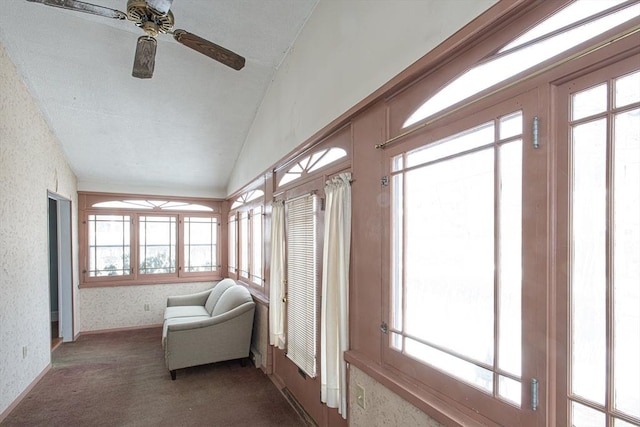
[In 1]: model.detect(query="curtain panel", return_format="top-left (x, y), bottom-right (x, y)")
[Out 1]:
top-left (320, 172), bottom-right (351, 418)
top-left (269, 201), bottom-right (286, 349)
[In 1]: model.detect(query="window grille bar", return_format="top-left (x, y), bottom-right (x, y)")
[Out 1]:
top-left (390, 328), bottom-right (521, 382)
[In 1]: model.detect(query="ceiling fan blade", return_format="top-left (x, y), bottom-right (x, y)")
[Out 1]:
top-left (132, 36), bottom-right (157, 79)
top-left (173, 30), bottom-right (245, 71)
top-left (26, 0), bottom-right (126, 20)
top-left (146, 0), bottom-right (173, 15)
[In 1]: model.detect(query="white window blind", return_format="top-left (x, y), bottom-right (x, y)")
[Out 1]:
top-left (286, 194), bottom-right (318, 378)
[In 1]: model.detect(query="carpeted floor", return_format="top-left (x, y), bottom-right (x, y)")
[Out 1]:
top-left (3, 327), bottom-right (306, 427)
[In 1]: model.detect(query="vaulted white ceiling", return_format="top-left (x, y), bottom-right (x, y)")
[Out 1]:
top-left (0, 0), bottom-right (318, 197)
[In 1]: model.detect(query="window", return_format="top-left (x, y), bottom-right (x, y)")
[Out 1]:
top-left (375, 1), bottom-right (640, 425)
top-left (139, 215), bottom-right (177, 275)
top-left (403, 0), bottom-right (640, 128)
top-left (87, 214), bottom-right (131, 277)
top-left (557, 66), bottom-right (640, 426)
top-left (388, 105), bottom-right (527, 411)
top-left (239, 211), bottom-right (249, 279)
top-left (228, 213), bottom-right (237, 276)
top-left (279, 148), bottom-right (347, 187)
top-left (228, 189), bottom-right (264, 288)
top-left (286, 193), bottom-right (318, 377)
top-left (251, 206), bottom-right (263, 285)
top-left (79, 193), bottom-right (222, 286)
top-left (184, 216), bottom-right (218, 273)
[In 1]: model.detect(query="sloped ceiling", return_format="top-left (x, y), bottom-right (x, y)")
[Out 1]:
top-left (0, 0), bottom-right (318, 197)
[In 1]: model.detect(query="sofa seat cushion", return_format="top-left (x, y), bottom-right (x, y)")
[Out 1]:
top-left (162, 315), bottom-right (210, 346)
top-left (164, 305), bottom-right (209, 320)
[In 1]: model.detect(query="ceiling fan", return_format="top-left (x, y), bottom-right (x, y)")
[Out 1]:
top-left (26, 0), bottom-right (246, 78)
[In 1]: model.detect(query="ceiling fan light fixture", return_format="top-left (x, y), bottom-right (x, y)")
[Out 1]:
top-left (28, 0), bottom-right (246, 78)
top-left (126, 0), bottom-right (174, 34)
top-left (132, 36), bottom-right (157, 79)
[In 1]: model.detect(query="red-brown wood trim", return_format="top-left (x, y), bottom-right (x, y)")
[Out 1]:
top-left (77, 324), bottom-right (163, 336)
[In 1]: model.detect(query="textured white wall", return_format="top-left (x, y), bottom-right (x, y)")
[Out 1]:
top-left (79, 281), bottom-right (215, 332)
top-left (227, 0), bottom-right (497, 194)
top-left (0, 43), bottom-right (78, 417)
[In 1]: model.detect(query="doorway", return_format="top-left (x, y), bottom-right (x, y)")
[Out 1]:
top-left (48, 193), bottom-right (74, 346)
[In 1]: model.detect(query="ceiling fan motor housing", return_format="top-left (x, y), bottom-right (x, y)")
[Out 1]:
top-left (126, 0), bottom-right (174, 36)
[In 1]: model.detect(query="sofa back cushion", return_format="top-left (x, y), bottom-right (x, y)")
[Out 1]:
top-left (205, 279), bottom-right (235, 314)
top-left (211, 285), bottom-right (253, 316)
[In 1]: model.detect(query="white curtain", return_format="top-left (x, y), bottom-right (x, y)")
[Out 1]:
top-left (320, 172), bottom-right (351, 418)
top-left (269, 201), bottom-right (286, 349)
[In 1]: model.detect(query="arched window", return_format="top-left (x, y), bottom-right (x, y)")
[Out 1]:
top-left (92, 199), bottom-right (213, 212)
top-left (278, 147), bottom-right (347, 187)
top-left (403, 0), bottom-right (639, 128)
top-left (230, 190), bottom-right (264, 210)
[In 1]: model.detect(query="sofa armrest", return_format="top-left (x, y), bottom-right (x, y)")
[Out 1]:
top-left (166, 289), bottom-right (212, 307)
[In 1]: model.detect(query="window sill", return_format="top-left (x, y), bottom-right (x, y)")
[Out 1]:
top-left (344, 350), bottom-right (500, 427)
top-left (79, 276), bottom-right (220, 288)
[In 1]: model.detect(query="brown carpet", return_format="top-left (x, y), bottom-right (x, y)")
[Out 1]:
top-left (3, 327), bottom-right (306, 427)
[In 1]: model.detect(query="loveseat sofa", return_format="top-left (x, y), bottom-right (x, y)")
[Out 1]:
top-left (162, 278), bottom-right (255, 380)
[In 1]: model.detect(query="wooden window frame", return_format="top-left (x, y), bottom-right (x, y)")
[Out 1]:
top-left (554, 55), bottom-right (640, 427)
top-left (78, 192), bottom-right (223, 287)
top-left (229, 192), bottom-right (266, 292)
top-left (346, 1), bottom-right (640, 426)
top-left (382, 91), bottom-right (540, 427)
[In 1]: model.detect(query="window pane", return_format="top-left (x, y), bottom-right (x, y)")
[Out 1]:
top-left (613, 109), bottom-right (640, 418)
top-left (406, 338), bottom-right (493, 393)
top-left (390, 332), bottom-right (402, 351)
top-left (390, 173), bottom-right (403, 332)
top-left (87, 215), bottom-right (131, 277)
top-left (498, 375), bottom-right (521, 406)
top-left (240, 212), bottom-right (249, 278)
top-left (571, 119), bottom-right (607, 404)
top-left (572, 83), bottom-right (608, 121)
top-left (571, 402), bottom-right (606, 427)
top-left (251, 207), bottom-right (263, 284)
top-left (184, 217), bottom-right (217, 273)
top-left (501, 0), bottom-right (627, 52)
top-left (614, 419), bottom-right (640, 427)
top-left (498, 140), bottom-right (523, 377)
top-left (391, 154), bottom-right (404, 173)
top-left (404, 148), bottom-right (494, 365)
top-left (406, 121), bottom-right (494, 168)
top-left (403, 2), bottom-right (638, 128)
top-left (139, 216), bottom-right (176, 274)
top-left (308, 148), bottom-right (347, 173)
top-left (615, 71), bottom-right (640, 108)
top-left (229, 216), bottom-right (237, 274)
top-left (499, 112), bottom-right (523, 140)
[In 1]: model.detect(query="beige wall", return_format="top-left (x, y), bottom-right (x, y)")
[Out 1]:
top-left (227, 0), bottom-right (497, 194)
top-left (350, 367), bottom-right (443, 427)
top-left (0, 43), bottom-right (78, 417)
top-left (78, 282), bottom-right (215, 332)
